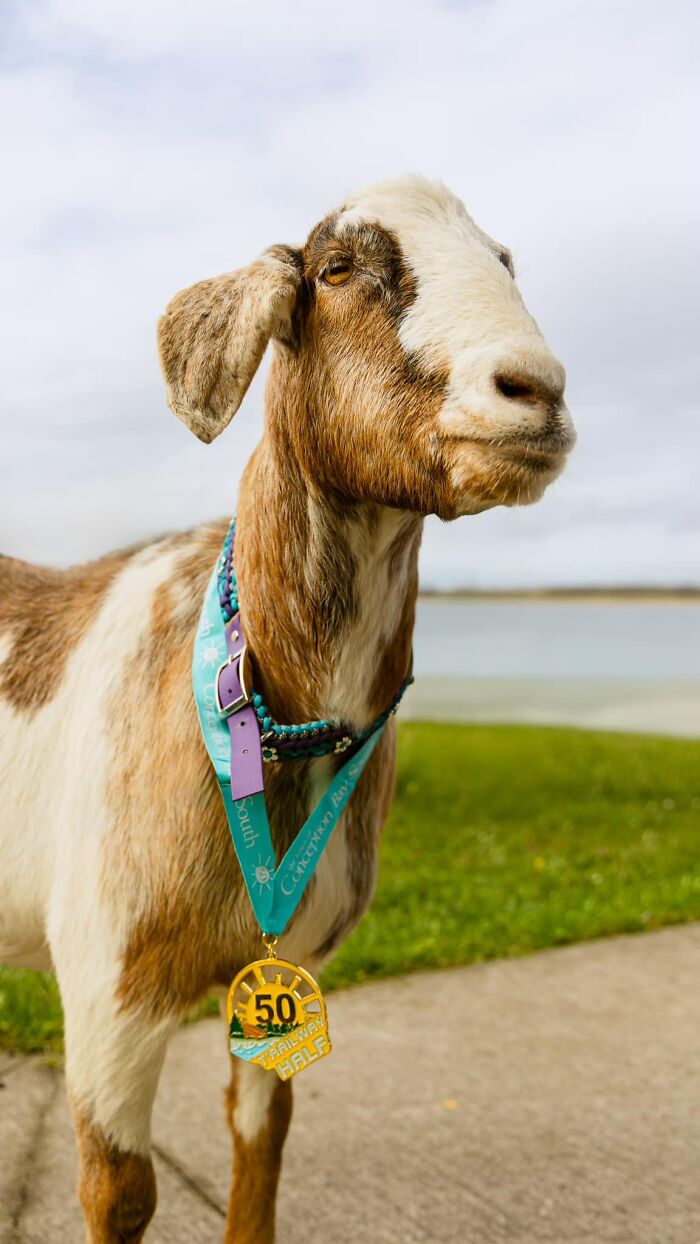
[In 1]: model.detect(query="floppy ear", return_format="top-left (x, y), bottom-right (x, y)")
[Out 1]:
top-left (157, 246), bottom-right (302, 443)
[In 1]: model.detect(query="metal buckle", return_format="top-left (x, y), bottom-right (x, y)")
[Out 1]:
top-left (215, 645), bottom-right (250, 719)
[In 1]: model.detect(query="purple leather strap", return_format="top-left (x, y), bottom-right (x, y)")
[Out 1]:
top-left (217, 613), bottom-right (265, 801)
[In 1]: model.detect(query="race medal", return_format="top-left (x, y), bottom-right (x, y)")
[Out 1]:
top-left (226, 951), bottom-right (331, 1081)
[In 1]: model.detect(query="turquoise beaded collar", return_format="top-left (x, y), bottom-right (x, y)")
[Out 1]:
top-left (217, 519), bottom-right (413, 762)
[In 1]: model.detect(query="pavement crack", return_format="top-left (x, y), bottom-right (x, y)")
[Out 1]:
top-left (151, 1142), bottom-right (226, 1218)
top-left (8, 1066), bottom-right (60, 1242)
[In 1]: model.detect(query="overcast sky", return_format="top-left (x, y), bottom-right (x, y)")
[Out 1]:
top-left (1, 0), bottom-right (698, 587)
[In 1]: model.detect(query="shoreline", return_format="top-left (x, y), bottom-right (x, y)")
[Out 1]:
top-left (403, 676), bottom-right (700, 738)
top-left (418, 589), bottom-right (700, 604)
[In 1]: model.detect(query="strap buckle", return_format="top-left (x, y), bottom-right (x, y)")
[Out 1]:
top-left (215, 646), bottom-right (251, 719)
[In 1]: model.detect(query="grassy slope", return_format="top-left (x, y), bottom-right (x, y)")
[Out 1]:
top-left (2, 724), bottom-right (699, 1054)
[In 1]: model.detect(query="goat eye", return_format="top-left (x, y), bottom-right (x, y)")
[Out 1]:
top-left (323, 258), bottom-right (353, 286)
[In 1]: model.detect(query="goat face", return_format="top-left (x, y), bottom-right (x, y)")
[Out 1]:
top-left (159, 175), bottom-right (574, 519)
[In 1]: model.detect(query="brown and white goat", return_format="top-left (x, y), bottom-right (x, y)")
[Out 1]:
top-left (0, 176), bottom-right (574, 1241)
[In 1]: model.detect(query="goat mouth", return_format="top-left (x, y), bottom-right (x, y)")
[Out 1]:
top-left (496, 439), bottom-right (570, 470)
top-left (446, 431), bottom-right (572, 468)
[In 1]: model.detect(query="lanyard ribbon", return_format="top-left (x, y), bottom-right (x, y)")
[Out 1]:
top-left (192, 566), bottom-right (385, 936)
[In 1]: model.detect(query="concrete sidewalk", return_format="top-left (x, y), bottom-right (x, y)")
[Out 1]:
top-left (2, 925), bottom-right (700, 1243)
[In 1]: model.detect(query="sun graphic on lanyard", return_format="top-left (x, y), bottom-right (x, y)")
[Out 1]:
top-left (252, 856), bottom-right (274, 894)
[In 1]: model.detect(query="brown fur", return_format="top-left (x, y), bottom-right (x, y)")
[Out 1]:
top-left (224, 1063), bottom-right (293, 1244)
top-left (0, 546), bottom-right (140, 713)
top-left (72, 1105), bottom-right (157, 1243)
top-left (267, 219), bottom-right (452, 519)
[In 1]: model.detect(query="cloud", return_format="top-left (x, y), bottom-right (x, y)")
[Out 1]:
top-left (1, 0), bottom-right (698, 585)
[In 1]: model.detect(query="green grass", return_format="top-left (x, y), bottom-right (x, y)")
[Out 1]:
top-left (322, 723), bottom-right (700, 987)
top-left (0, 966), bottom-right (63, 1056)
top-left (2, 723), bottom-right (700, 1054)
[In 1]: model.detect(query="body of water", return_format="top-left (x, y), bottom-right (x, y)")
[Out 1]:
top-left (413, 602), bottom-right (700, 679)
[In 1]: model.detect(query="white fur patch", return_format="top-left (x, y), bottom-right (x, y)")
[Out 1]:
top-left (72, 1009), bottom-right (177, 1155)
top-left (233, 1060), bottom-right (277, 1143)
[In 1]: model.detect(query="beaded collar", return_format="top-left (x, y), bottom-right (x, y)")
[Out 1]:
top-left (216, 520), bottom-right (413, 763)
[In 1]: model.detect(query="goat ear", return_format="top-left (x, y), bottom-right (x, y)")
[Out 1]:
top-left (157, 246), bottom-right (302, 444)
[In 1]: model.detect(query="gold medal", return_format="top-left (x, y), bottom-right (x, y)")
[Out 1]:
top-left (226, 938), bottom-right (331, 1080)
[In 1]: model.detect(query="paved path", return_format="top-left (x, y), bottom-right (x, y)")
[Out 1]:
top-left (404, 676), bottom-right (700, 738)
top-left (2, 925), bottom-right (700, 1243)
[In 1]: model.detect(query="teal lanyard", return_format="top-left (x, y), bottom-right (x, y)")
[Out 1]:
top-left (193, 566), bottom-right (386, 937)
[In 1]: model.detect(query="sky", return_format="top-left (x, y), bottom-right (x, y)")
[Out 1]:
top-left (1, 0), bottom-right (698, 588)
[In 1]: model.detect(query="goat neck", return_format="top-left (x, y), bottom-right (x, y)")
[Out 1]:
top-left (235, 430), bottom-right (421, 735)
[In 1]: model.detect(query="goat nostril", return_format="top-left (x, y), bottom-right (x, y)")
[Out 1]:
top-left (494, 371), bottom-right (562, 409)
top-left (495, 374), bottom-right (535, 403)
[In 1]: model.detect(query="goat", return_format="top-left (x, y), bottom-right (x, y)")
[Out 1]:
top-left (0, 175), bottom-right (574, 1242)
